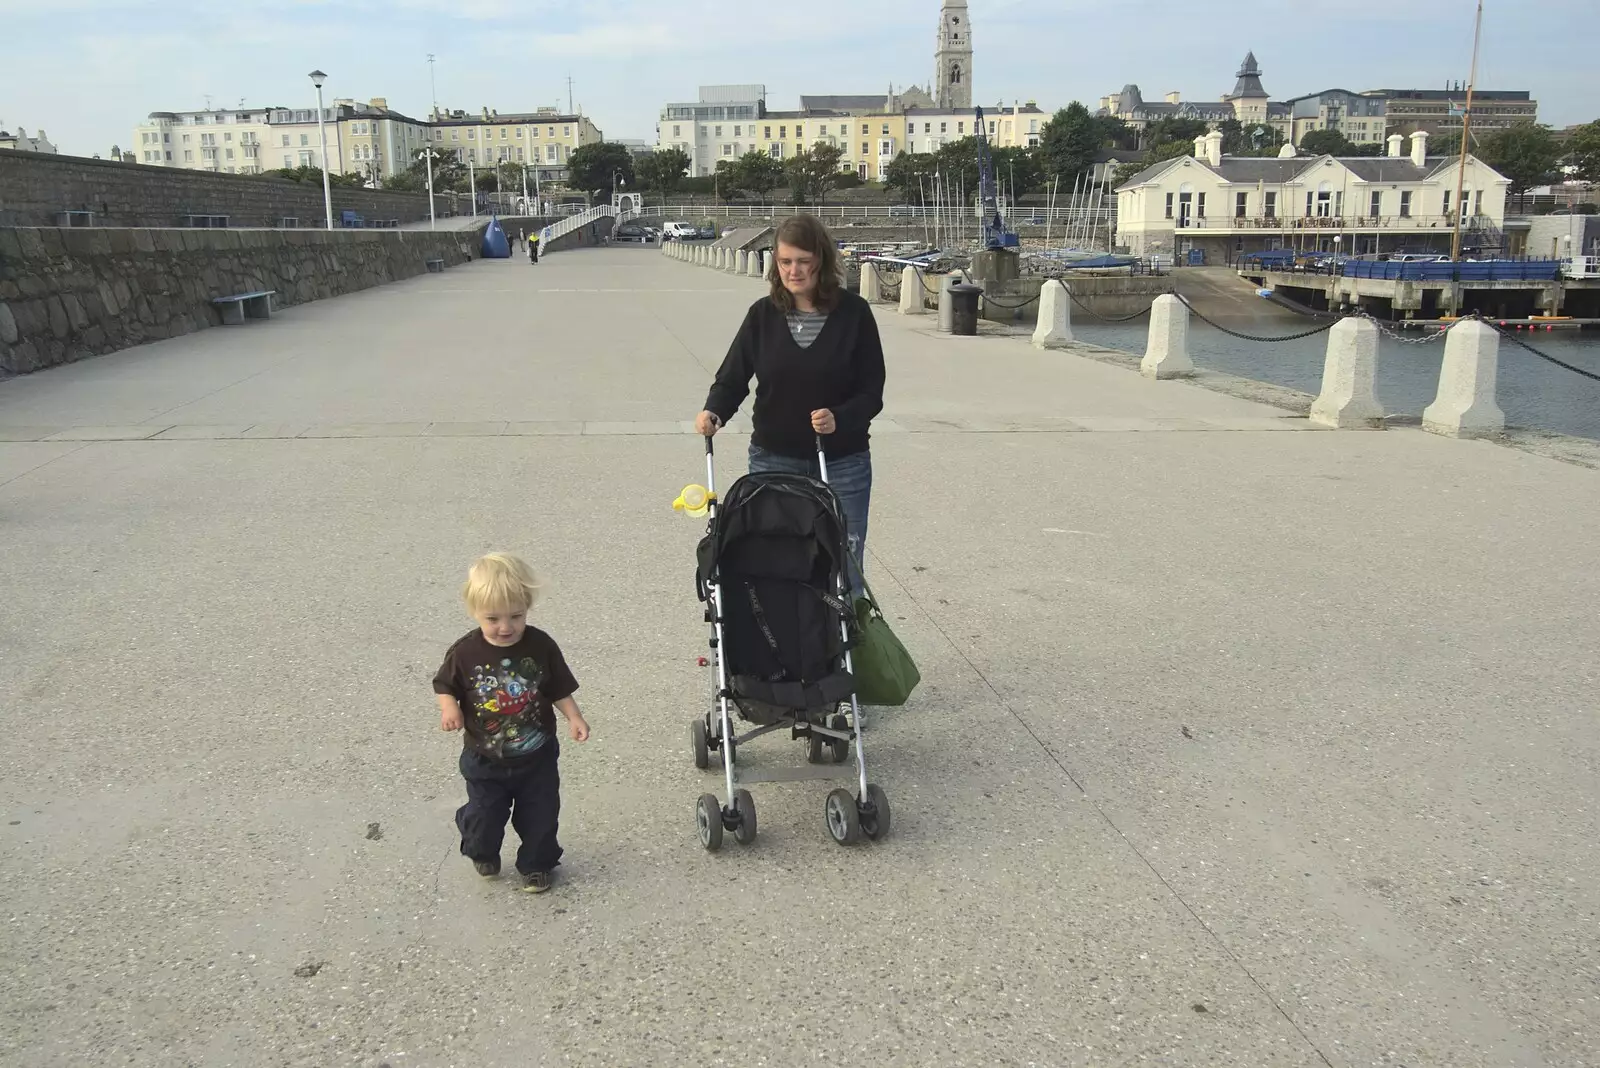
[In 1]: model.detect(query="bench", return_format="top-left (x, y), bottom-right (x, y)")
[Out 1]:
top-left (424, 256), bottom-right (445, 273)
top-left (212, 290), bottom-right (276, 325)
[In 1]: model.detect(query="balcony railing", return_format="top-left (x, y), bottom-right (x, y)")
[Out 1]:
top-left (1181, 214), bottom-right (1497, 232)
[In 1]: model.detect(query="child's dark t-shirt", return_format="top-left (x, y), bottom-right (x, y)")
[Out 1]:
top-left (432, 627), bottom-right (579, 766)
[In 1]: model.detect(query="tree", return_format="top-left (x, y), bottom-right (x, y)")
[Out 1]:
top-left (635, 147), bottom-right (690, 194)
top-left (1219, 118), bottom-right (1285, 157)
top-left (382, 146), bottom-right (468, 192)
top-left (1037, 102), bottom-right (1102, 183)
top-left (883, 150), bottom-right (935, 199)
top-left (992, 145), bottom-right (1044, 196)
top-left (735, 150), bottom-right (784, 203)
top-left (1566, 119), bottom-right (1600, 183)
top-left (785, 142), bottom-right (844, 204)
top-left (1479, 122), bottom-right (1561, 195)
top-left (1111, 139), bottom-right (1194, 189)
top-left (1096, 114), bottom-right (1137, 151)
top-left (1297, 128), bottom-right (1354, 156)
top-left (566, 141), bottom-right (636, 199)
top-left (1143, 117), bottom-right (1210, 149)
top-left (267, 165), bottom-right (364, 188)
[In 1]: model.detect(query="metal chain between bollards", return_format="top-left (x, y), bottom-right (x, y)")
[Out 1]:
top-left (1058, 279), bottom-right (1153, 323)
top-left (1173, 293), bottom-right (1343, 343)
top-left (1490, 323), bottom-right (1600, 383)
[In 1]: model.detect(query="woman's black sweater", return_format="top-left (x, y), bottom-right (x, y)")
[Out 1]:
top-left (704, 290), bottom-right (886, 459)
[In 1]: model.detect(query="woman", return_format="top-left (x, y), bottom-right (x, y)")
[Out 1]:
top-left (695, 214), bottom-right (885, 596)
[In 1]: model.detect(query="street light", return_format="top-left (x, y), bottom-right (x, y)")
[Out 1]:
top-left (309, 70), bottom-right (334, 230)
top-left (420, 146), bottom-right (439, 230)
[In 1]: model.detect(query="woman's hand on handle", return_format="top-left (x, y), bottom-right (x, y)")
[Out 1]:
top-left (695, 410), bottom-right (722, 437)
top-left (810, 409), bottom-right (836, 435)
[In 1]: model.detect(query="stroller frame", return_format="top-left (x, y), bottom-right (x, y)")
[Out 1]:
top-left (689, 434), bottom-right (889, 850)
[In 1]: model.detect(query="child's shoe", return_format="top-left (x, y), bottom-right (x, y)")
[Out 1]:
top-left (521, 870), bottom-right (553, 894)
top-left (473, 858), bottom-right (500, 877)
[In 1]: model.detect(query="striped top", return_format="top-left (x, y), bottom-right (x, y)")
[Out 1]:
top-left (786, 309), bottom-right (829, 349)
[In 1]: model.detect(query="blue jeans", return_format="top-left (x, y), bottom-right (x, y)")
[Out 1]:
top-left (747, 443), bottom-right (871, 598)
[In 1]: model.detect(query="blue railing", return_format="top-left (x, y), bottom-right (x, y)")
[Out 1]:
top-left (1341, 259), bottom-right (1563, 281)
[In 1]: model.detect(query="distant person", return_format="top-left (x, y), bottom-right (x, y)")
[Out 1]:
top-left (529, 231), bottom-right (540, 264)
top-left (433, 552), bottom-right (590, 894)
top-left (694, 213), bottom-right (885, 596)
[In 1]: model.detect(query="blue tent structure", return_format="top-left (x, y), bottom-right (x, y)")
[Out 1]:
top-left (480, 216), bottom-right (511, 259)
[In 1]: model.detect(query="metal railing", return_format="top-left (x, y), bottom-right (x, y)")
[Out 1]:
top-left (1181, 214), bottom-right (1500, 232)
top-left (538, 202), bottom-right (640, 247)
top-left (639, 201), bottom-right (1119, 222)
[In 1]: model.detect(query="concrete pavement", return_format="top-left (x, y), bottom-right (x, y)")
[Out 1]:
top-left (1, 246), bottom-right (1596, 1067)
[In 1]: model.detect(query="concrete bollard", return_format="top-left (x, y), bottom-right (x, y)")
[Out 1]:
top-left (1032, 279), bottom-right (1074, 350)
top-left (736, 249), bottom-right (749, 274)
top-left (1139, 293), bottom-right (1192, 377)
top-left (1310, 318), bottom-right (1385, 428)
top-left (1423, 319), bottom-right (1505, 438)
top-left (718, 247), bottom-right (729, 271)
top-left (899, 265), bottom-right (925, 315)
top-left (750, 250), bottom-right (764, 278)
top-left (937, 275), bottom-right (959, 332)
top-left (862, 261), bottom-right (882, 302)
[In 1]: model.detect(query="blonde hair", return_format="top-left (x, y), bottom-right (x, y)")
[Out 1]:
top-left (462, 552), bottom-right (542, 614)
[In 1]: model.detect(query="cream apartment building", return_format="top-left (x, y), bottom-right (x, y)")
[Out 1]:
top-left (425, 106), bottom-right (603, 187)
top-left (1115, 130), bottom-right (1511, 262)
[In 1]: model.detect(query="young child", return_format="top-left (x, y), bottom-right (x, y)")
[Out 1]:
top-left (433, 552), bottom-right (589, 893)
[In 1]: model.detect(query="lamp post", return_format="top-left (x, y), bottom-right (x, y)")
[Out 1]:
top-left (309, 70), bottom-right (334, 230)
top-left (421, 146), bottom-right (439, 230)
top-left (468, 157), bottom-right (477, 217)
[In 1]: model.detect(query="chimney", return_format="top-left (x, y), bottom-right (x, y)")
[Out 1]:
top-left (1410, 129), bottom-right (1428, 166)
top-left (1204, 130), bottom-right (1224, 167)
top-left (1166, 91), bottom-right (1182, 105)
top-left (370, 97), bottom-right (388, 109)
top-left (1194, 134), bottom-right (1209, 160)
top-left (1387, 133), bottom-right (1404, 158)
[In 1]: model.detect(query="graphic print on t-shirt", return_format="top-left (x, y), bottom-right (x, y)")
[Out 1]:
top-left (467, 655), bottom-right (549, 757)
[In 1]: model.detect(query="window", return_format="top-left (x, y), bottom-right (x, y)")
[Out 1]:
top-left (283, 154), bottom-right (292, 167)
top-left (469, 148), bottom-right (477, 161)
top-left (563, 126), bottom-right (570, 136)
top-left (879, 139), bottom-right (893, 156)
top-left (715, 125), bottom-right (722, 136)
top-left (467, 129), bottom-right (475, 140)
top-left (861, 124), bottom-right (868, 135)
top-left (862, 142), bottom-right (869, 155)
top-left (779, 125), bottom-right (787, 138)
top-left (1474, 190), bottom-right (1484, 215)
top-left (733, 125), bottom-right (741, 136)
top-left (957, 121), bottom-right (965, 133)
top-left (225, 148), bottom-right (234, 160)
top-left (882, 123), bottom-right (889, 134)
top-left (546, 144), bottom-right (558, 162)
top-left (988, 122), bottom-right (996, 134)
top-left (1165, 193), bottom-right (1175, 219)
top-left (674, 125), bottom-right (682, 137)
top-left (184, 134), bottom-right (191, 143)
top-left (165, 151), bottom-right (172, 161)
top-left (1264, 191), bottom-right (1278, 218)
top-left (224, 132), bottom-right (232, 142)
top-left (516, 127), bottom-right (523, 138)
top-left (517, 147), bottom-right (524, 160)
top-left (724, 144), bottom-right (735, 157)
top-left (1236, 191), bottom-right (1248, 218)
top-left (769, 143), bottom-right (783, 159)
top-left (1443, 190), bottom-right (1451, 216)
top-left (940, 122), bottom-right (947, 133)
top-left (185, 150), bottom-right (194, 162)
top-left (451, 130), bottom-right (459, 141)
top-left (549, 127), bottom-right (555, 137)
top-left (1196, 192), bottom-right (1206, 218)
top-left (839, 124), bottom-right (847, 135)
top-left (924, 123), bottom-right (931, 133)
top-left (1370, 190), bottom-right (1382, 217)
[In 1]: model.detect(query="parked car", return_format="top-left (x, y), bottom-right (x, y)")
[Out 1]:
top-left (664, 221), bottom-right (698, 239)
top-left (615, 224), bottom-right (648, 242)
top-left (697, 225), bottom-right (716, 239)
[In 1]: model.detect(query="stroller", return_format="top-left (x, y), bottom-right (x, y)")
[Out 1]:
top-left (683, 434), bottom-right (890, 850)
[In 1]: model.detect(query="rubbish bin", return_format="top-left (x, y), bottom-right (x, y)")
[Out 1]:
top-left (950, 283), bottom-right (983, 335)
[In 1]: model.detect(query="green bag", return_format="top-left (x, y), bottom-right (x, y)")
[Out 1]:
top-left (850, 580), bottom-right (921, 706)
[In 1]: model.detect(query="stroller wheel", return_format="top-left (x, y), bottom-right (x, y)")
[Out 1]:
top-left (732, 789), bottom-right (757, 845)
top-left (690, 719), bottom-right (709, 770)
top-left (806, 730), bottom-right (827, 764)
top-left (828, 713), bottom-right (850, 764)
top-left (696, 793), bottom-right (724, 851)
top-left (860, 783), bottom-right (891, 841)
top-left (824, 788), bottom-right (862, 845)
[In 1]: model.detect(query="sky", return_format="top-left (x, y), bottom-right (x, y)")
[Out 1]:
top-left (2, 0), bottom-right (1595, 159)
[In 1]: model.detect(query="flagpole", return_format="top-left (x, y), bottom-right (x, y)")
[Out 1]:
top-left (1450, 0), bottom-right (1484, 262)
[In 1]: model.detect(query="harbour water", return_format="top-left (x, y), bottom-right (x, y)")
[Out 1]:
top-left (1069, 320), bottom-right (1600, 441)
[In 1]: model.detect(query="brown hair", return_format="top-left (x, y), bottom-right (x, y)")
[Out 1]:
top-left (767, 214), bottom-right (843, 312)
